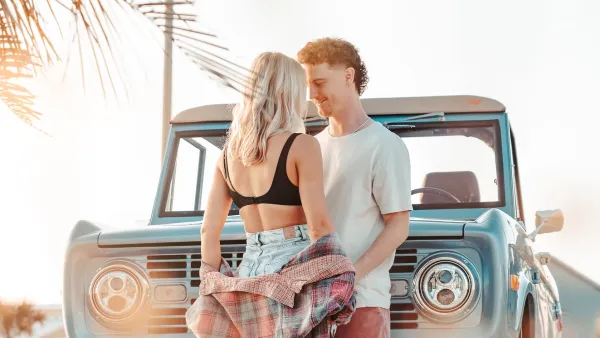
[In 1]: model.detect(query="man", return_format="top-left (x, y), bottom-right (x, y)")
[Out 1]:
top-left (297, 38), bottom-right (413, 337)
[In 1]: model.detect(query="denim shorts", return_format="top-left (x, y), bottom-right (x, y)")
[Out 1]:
top-left (237, 224), bottom-right (310, 278)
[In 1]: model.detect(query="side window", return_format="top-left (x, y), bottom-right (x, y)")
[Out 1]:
top-left (510, 130), bottom-right (530, 231)
top-left (166, 137), bottom-right (206, 212)
top-left (511, 163), bottom-right (521, 220)
top-left (162, 134), bottom-right (238, 216)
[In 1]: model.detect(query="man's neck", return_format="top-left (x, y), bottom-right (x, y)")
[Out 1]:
top-left (328, 100), bottom-right (370, 137)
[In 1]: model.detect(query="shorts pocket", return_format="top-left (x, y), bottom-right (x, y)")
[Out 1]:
top-left (284, 236), bottom-right (310, 247)
top-left (264, 256), bottom-right (292, 274)
top-left (236, 257), bottom-right (254, 278)
top-left (264, 243), bottom-right (307, 273)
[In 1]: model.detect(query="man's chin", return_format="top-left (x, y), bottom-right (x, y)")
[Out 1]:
top-left (317, 109), bottom-right (333, 118)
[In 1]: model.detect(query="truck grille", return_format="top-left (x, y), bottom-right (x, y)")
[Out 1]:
top-left (148, 307), bottom-right (188, 334)
top-left (390, 302), bottom-right (419, 329)
top-left (389, 248), bottom-right (422, 329)
top-left (391, 248), bottom-right (419, 273)
top-left (144, 239), bottom-right (246, 334)
top-left (142, 242), bottom-right (422, 334)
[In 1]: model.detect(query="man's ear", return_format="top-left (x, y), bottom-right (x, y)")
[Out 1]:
top-left (345, 67), bottom-right (355, 86)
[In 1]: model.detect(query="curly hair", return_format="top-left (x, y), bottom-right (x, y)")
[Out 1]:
top-left (297, 37), bottom-right (369, 96)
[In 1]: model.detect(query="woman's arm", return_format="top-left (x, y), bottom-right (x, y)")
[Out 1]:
top-left (295, 135), bottom-right (335, 242)
top-left (200, 152), bottom-right (233, 270)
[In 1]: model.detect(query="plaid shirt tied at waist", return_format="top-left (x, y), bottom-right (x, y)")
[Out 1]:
top-left (185, 232), bottom-right (357, 337)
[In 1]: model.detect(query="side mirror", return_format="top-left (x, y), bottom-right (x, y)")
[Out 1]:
top-left (528, 209), bottom-right (564, 241)
top-left (535, 252), bottom-right (552, 265)
top-left (535, 209), bottom-right (565, 234)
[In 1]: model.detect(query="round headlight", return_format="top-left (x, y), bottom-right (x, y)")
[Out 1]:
top-left (88, 260), bottom-right (150, 327)
top-left (412, 252), bottom-right (480, 323)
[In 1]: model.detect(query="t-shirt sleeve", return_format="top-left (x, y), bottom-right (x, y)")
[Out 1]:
top-left (372, 136), bottom-right (413, 214)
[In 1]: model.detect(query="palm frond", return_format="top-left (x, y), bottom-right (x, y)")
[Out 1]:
top-left (101, 0), bottom-right (251, 93)
top-left (0, 12), bottom-right (42, 126)
top-left (0, 0), bottom-right (251, 131)
top-left (0, 0), bottom-right (58, 66)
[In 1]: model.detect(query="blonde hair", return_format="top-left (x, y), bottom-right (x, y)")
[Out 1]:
top-left (226, 52), bottom-right (307, 167)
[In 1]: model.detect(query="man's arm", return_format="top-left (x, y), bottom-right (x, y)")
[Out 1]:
top-left (354, 211), bottom-right (410, 281)
top-left (354, 135), bottom-right (413, 281)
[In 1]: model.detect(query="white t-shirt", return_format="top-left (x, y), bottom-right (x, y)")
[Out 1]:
top-left (315, 121), bottom-right (413, 309)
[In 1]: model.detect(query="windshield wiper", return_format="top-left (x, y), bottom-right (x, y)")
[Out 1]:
top-left (384, 122), bottom-right (416, 130)
top-left (306, 111), bottom-right (444, 129)
top-left (383, 112), bottom-right (444, 130)
top-left (401, 112), bottom-right (445, 121)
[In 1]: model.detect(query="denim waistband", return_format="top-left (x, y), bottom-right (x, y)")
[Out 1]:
top-left (245, 224), bottom-right (309, 246)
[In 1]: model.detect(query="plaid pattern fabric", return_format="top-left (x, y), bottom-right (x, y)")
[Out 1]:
top-left (186, 232), bottom-right (357, 337)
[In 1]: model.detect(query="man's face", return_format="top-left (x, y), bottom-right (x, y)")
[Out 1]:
top-left (302, 63), bottom-right (353, 118)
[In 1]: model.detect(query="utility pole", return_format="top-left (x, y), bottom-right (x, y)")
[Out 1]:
top-left (161, 0), bottom-right (174, 160)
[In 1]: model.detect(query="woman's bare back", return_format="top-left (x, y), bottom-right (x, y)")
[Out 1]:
top-left (220, 132), bottom-right (308, 233)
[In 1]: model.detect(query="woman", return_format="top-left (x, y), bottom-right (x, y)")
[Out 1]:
top-left (200, 52), bottom-right (335, 276)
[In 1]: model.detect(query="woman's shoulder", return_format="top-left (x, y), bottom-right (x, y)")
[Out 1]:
top-left (292, 133), bottom-right (320, 149)
top-left (290, 133), bottom-right (321, 161)
top-left (216, 147), bottom-right (227, 173)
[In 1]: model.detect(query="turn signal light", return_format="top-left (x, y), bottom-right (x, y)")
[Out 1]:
top-left (510, 274), bottom-right (520, 291)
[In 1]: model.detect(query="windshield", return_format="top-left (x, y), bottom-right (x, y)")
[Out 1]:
top-left (394, 121), bottom-right (503, 209)
top-left (161, 120), bottom-right (503, 216)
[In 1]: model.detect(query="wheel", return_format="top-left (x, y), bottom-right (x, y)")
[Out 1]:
top-left (519, 301), bottom-right (534, 338)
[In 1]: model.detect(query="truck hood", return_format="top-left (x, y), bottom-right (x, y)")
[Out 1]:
top-left (97, 217), bottom-right (465, 247)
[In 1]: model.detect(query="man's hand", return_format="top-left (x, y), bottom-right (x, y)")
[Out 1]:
top-left (353, 211), bottom-right (410, 282)
top-left (354, 265), bottom-right (365, 283)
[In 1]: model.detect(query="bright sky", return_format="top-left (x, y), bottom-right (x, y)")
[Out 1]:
top-left (1, 0), bottom-right (599, 305)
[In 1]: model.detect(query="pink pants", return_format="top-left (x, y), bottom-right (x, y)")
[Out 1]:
top-left (334, 307), bottom-right (390, 338)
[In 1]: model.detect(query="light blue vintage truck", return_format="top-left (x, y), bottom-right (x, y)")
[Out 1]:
top-left (63, 95), bottom-right (565, 337)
